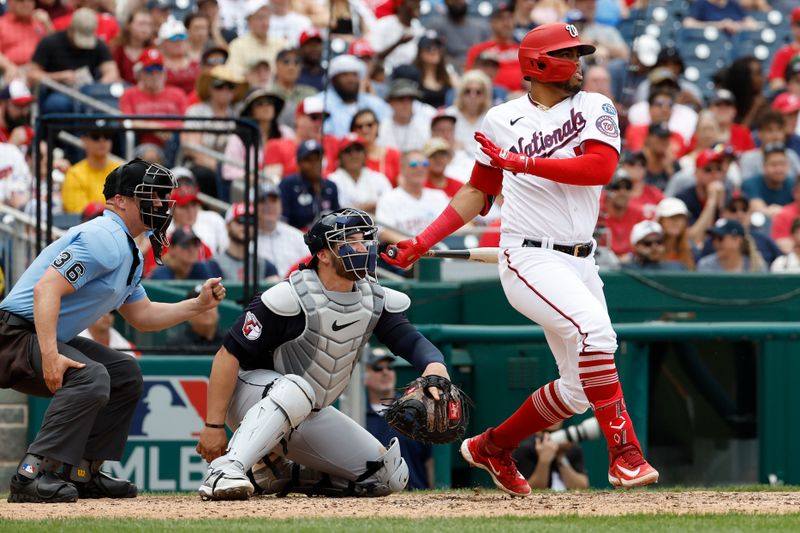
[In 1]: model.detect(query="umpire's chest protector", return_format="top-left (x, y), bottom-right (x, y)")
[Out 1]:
top-left (267, 269), bottom-right (384, 409)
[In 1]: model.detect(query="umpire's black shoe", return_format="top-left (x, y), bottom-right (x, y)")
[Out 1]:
top-left (8, 472), bottom-right (78, 503)
top-left (75, 471), bottom-right (138, 499)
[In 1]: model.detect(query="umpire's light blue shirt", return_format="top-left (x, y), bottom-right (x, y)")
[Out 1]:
top-left (0, 210), bottom-right (146, 342)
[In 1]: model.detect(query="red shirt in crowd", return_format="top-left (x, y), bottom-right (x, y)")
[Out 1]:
top-left (0, 14), bottom-right (48, 66)
top-left (624, 124), bottom-right (688, 157)
top-left (53, 12), bottom-right (119, 44)
top-left (768, 43), bottom-right (800, 82)
top-left (628, 185), bottom-right (664, 220)
top-left (425, 176), bottom-right (462, 197)
top-left (478, 219), bottom-right (501, 248)
top-left (684, 124), bottom-right (755, 155)
top-left (464, 40), bottom-right (521, 92)
top-left (166, 60), bottom-right (201, 96)
top-left (365, 148), bottom-right (401, 186)
top-left (771, 203), bottom-right (800, 241)
top-left (600, 195), bottom-right (646, 257)
top-left (119, 85), bottom-right (188, 145)
top-left (112, 46), bottom-right (138, 84)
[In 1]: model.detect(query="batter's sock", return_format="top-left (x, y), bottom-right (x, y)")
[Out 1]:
top-left (579, 353), bottom-right (642, 455)
top-left (490, 381), bottom-right (573, 449)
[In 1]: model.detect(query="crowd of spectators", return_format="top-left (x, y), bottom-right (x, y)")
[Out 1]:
top-left (0, 0), bottom-right (799, 280)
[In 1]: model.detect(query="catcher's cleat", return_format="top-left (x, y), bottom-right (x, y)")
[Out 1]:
top-left (75, 471), bottom-right (138, 499)
top-left (608, 444), bottom-right (659, 488)
top-left (460, 430), bottom-right (531, 497)
top-left (199, 459), bottom-right (254, 501)
top-left (8, 472), bottom-right (78, 503)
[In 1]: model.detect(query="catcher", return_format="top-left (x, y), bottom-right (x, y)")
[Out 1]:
top-left (196, 208), bottom-right (467, 500)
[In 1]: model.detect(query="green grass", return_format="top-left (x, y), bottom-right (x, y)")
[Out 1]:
top-left (1, 515), bottom-right (800, 533)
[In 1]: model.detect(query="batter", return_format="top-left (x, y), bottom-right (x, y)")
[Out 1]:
top-left (384, 23), bottom-right (659, 495)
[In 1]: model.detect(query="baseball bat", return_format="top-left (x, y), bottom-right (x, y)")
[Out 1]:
top-left (385, 246), bottom-right (500, 263)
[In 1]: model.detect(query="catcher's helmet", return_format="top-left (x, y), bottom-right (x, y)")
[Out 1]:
top-left (304, 208), bottom-right (378, 279)
top-left (103, 158), bottom-right (177, 262)
top-left (518, 23), bottom-right (596, 83)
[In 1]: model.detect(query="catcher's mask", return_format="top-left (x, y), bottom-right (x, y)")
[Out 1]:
top-left (304, 208), bottom-right (378, 280)
top-left (103, 158), bottom-right (177, 264)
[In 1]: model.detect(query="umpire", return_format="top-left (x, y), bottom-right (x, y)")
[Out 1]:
top-left (0, 159), bottom-right (227, 503)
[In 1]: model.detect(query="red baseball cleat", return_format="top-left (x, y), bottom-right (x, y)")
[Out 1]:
top-left (608, 444), bottom-right (659, 488)
top-left (460, 430), bottom-right (531, 496)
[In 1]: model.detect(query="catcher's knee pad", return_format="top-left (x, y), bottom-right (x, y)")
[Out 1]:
top-left (362, 437), bottom-right (409, 496)
top-left (227, 374), bottom-right (315, 471)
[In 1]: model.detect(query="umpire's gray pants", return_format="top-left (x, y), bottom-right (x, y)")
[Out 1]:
top-left (228, 369), bottom-right (385, 483)
top-left (12, 336), bottom-right (143, 466)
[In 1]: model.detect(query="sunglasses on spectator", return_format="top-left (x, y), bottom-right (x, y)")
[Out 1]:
top-left (204, 57), bottom-right (227, 66)
top-left (354, 121), bottom-right (377, 130)
top-left (638, 238), bottom-right (664, 247)
top-left (279, 58), bottom-right (301, 65)
top-left (464, 88), bottom-right (484, 96)
top-left (371, 364), bottom-right (394, 372)
top-left (308, 113), bottom-right (325, 122)
top-left (212, 80), bottom-right (236, 90)
top-left (728, 205), bottom-right (747, 213)
top-left (343, 145), bottom-right (365, 154)
top-left (86, 132), bottom-right (112, 141)
top-left (611, 181), bottom-right (632, 191)
top-left (408, 160), bottom-right (429, 168)
top-left (143, 65), bottom-right (164, 73)
top-left (166, 34), bottom-right (188, 42)
top-left (233, 215), bottom-right (257, 225)
top-left (652, 99), bottom-right (673, 108)
top-left (702, 165), bottom-right (723, 172)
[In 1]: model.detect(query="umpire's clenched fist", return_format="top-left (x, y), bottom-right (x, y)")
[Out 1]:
top-left (197, 277), bottom-right (226, 309)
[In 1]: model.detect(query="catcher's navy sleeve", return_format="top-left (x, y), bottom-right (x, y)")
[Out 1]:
top-left (223, 292), bottom-right (305, 370)
top-left (374, 311), bottom-right (445, 373)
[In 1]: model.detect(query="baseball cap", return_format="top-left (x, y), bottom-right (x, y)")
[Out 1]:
top-left (225, 202), bottom-right (255, 223)
top-left (792, 6), bottom-right (800, 24)
top-left (608, 168), bottom-right (633, 189)
top-left (81, 202), bottom-right (105, 222)
top-left (431, 108), bottom-right (457, 127)
top-left (171, 226), bottom-right (202, 246)
top-left (365, 347), bottom-right (395, 369)
top-left (709, 218), bottom-right (745, 238)
top-left (70, 7), bottom-right (98, 50)
top-left (648, 67), bottom-right (679, 87)
top-left (136, 48), bottom-right (164, 72)
top-left (630, 220), bottom-right (663, 246)
top-left (338, 133), bottom-right (366, 152)
top-left (241, 88), bottom-right (285, 117)
top-left (158, 19), bottom-right (188, 42)
top-left (146, 0), bottom-right (171, 10)
top-left (475, 49), bottom-right (501, 65)
top-left (772, 92), bottom-right (800, 114)
top-left (348, 39), bottom-right (375, 59)
top-left (328, 54), bottom-right (366, 79)
top-left (299, 27), bottom-right (322, 46)
top-left (656, 47), bottom-right (684, 70)
top-left (490, 1), bottom-right (512, 18)
top-left (171, 187), bottom-right (201, 207)
top-left (655, 197), bottom-right (689, 219)
top-left (296, 95), bottom-right (327, 117)
top-left (297, 139), bottom-right (323, 160)
top-left (244, 0), bottom-right (269, 18)
top-left (385, 79), bottom-right (422, 101)
top-left (696, 147), bottom-right (727, 168)
top-left (201, 46), bottom-right (228, 66)
top-left (423, 137), bottom-right (450, 158)
top-left (171, 166), bottom-right (197, 187)
top-left (258, 182), bottom-right (281, 199)
top-left (710, 88), bottom-right (736, 106)
top-left (0, 79), bottom-right (34, 106)
top-left (763, 142), bottom-right (786, 157)
top-left (726, 193), bottom-right (750, 212)
top-left (648, 122), bottom-right (671, 138)
top-left (620, 150), bottom-right (646, 166)
top-left (418, 30), bottom-right (443, 50)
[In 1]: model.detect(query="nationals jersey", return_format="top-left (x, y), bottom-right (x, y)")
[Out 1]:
top-left (475, 91), bottom-right (621, 245)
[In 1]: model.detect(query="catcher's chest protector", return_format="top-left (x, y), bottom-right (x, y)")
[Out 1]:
top-left (274, 269), bottom-right (384, 408)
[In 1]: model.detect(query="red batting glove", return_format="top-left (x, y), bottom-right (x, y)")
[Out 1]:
top-left (474, 131), bottom-right (534, 174)
top-left (381, 238), bottom-right (429, 269)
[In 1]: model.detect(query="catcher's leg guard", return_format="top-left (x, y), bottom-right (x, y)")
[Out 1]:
top-left (251, 437), bottom-right (409, 497)
top-left (226, 374), bottom-right (316, 471)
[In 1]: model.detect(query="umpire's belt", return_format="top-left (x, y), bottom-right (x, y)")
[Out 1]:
top-left (0, 311), bottom-right (34, 329)
top-left (522, 238), bottom-right (593, 258)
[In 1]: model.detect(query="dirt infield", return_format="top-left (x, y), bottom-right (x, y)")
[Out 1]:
top-left (1, 490), bottom-right (799, 520)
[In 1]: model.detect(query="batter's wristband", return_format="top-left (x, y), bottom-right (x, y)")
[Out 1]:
top-left (205, 422), bottom-right (225, 429)
top-left (416, 205), bottom-right (465, 249)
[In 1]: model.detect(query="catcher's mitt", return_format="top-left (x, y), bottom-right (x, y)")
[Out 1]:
top-left (384, 375), bottom-right (469, 444)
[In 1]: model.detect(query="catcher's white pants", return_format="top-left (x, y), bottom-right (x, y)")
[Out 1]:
top-left (498, 247), bottom-right (618, 415)
top-left (227, 369), bottom-right (391, 484)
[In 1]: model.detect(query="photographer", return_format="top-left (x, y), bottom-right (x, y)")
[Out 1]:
top-left (512, 421), bottom-right (589, 491)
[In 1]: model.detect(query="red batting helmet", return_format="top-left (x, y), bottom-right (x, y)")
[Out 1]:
top-left (519, 23), bottom-right (596, 83)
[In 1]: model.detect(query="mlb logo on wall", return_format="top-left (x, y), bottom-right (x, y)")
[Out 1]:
top-left (128, 377), bottom-right (208, 440)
